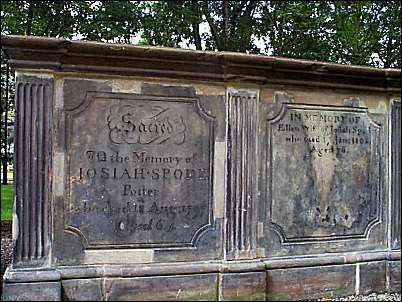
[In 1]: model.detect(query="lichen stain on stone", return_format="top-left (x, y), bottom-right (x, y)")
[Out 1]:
top-left (369, 101), bottom-right (387, 114)
top-left (352, 151), bottom-right (370, 188)
top-left (69, 175), bottom-right (81, 184)
top-left (305, 119), bottom-right (338, 228)
top-left (337, 207), bottom-right (356, 228)
top-left (111, 79), bottom-right (141, 94)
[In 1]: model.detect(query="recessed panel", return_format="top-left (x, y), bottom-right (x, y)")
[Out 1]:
top-left (266, 104), bottom-right (381, 243)
top-left (65, 92), bottom-right (215, 249)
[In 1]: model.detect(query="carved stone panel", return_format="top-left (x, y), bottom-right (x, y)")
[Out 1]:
top-left (266, 104), bottom-right (382, 243)
top-left (13, 75), bottom-right (53, 267)
top-left (226, 88), bottom-right (258, 259)
top-left (64, 92), bottom-right (215, 249)
top-left (391, 100), bottom-right (401, 250)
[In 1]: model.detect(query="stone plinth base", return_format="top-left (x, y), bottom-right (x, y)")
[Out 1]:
top-left (2, 281), bottom-right (61, 301)
top-left (3, 252), bottom-right (400, 301)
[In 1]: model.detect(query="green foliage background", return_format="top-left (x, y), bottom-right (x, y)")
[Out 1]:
top-left (1, 1), bottom-right (400, 67)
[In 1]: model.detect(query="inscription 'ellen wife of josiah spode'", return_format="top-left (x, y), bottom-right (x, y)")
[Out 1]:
top-left (66, 96), bottom-right (214, 248)
top-left (268, 105), bottom-right (381, 242)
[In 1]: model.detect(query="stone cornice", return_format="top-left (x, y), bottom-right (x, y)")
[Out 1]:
top-left (1, 34), bottom-right (400, 92)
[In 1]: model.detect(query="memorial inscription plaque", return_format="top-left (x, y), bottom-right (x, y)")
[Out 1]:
top-left (267, 104), bottom-right (382, 243)
top-left (65, 92), bottom-right (215, 249)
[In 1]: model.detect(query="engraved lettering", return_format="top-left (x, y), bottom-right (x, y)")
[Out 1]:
top-left (268, 104), bottom-right (380, 242)
top-left (107, 104), bottom-right (186, 145)
top-left (68, 95), bottom-right (214, 247)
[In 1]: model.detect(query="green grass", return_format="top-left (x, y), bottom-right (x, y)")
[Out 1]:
top-left (1, 184), bottom-right (13, 221)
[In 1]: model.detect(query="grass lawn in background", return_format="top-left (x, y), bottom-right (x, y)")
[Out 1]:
top-left (1, 184), bottom-right (13, 221)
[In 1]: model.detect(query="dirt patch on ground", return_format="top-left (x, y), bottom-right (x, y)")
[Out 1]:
top-left (1, 220), bottom-right (12, 239)
top-left (1, 220), bottom-right (12, 280)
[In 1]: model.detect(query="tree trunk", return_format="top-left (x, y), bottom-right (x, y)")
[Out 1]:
top-left (192, 1), bottom-right (202, 50)
top-left (26, 1), bottom-right (34, 35)
top-left (202, 0), bottom-right (221, 50)
top-left (223, 0), bottom-right (229, 50)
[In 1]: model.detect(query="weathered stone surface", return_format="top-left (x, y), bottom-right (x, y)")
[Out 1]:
top-left (219, 272), bottom-right (266, 301)
top-left (13, 75), bottom-right (53, 268)
top-left (226, 88), bottom-right (259, 259)
top-left (259, 96), bottom-right (387, 258)
top-left (391, 101), bottom-right (401, 250)
top-left (3, 35), bottom-right (400, 92)
top-left (359, 261), bottom-right (386, 295)
top-left (62, 279), bottom-right (103, 301)
top-left (64, 91), bottom-right (215, 249)
top-left (266, 265), bottom-right (356, 301)
top-left (266, 104), bottom-right (382, 242)
top-left (63, 78), bottom-right (112, 111)
top-left (388, 260), bottom-right (401, 293)
top-left (2, 281), bottom-right (61, 301)
top-left (1, 35), bottom-right (400, 301)
top-left (104, 274), bottom-right (218, 301)
top-left (51, 81), bottom-right (224, 266)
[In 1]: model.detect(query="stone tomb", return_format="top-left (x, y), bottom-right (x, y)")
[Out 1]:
top-left (1, 35), bottom-right (401, 301)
